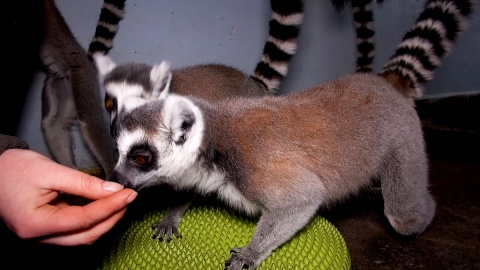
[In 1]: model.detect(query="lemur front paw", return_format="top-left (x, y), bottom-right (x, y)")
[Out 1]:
top-left (224, 247), bottom-right (255, 270)
top-left (151, 219), bottom-right (182, 242)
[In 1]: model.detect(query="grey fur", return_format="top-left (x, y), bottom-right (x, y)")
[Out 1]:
top-left (110, 0), bottom-right (474, 268)
top-left (40, 0), bottom-right (117, 178)
top-left (112, 73), bottom-right (434, 269)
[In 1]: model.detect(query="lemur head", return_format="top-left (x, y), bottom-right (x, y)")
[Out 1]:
top-left (109, 93), bottom-right (205, 190)
top-left (92, 53), bottom-right (172, 137)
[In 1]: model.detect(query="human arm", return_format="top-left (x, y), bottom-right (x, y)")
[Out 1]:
top-left (0, 148), bottom-right (137, 246)
top-left (0, 134), bottom-right (29, 154)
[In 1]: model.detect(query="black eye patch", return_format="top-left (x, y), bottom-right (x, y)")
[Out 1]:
top-left (127, 143), bottom-right (158, 171)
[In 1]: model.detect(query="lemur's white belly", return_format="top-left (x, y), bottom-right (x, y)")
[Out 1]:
top-left (177, 165), bottom-right (261, 216)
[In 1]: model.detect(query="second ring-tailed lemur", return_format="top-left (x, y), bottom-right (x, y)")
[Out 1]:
top-left (109, 0), bottom-right (474, 269)
top-left (93, 0), bottom-right (304, 241)
top-left (93, 0), bottom-right (304, 137)
top-left (40, 0), bottom-right (117, 178)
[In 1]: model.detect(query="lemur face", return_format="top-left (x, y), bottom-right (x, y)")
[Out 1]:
top-left (110, 127), bottom-right (162, 190)
top-left (92, 53), bottom-right (172, 137)
top-left (109, 95), bottom-right (204, 190)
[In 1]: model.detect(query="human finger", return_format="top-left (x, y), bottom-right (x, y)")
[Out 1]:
top-left (38, 208), bottom-right (127, 246)
top-left (47, 169), bottom-right (126, 200)
top-left (28, 189), bottom-right (137, 237)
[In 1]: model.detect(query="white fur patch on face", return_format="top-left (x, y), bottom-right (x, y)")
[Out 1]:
top-left (105, 82), bottom-right (145, 120)
top-left (123, 96), bottom-right (148, 113)
top-left (117, 128), bottom-right (146, 157)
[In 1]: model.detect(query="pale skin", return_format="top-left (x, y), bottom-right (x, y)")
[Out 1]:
top-left (0, 148), bottom-right (137, 246)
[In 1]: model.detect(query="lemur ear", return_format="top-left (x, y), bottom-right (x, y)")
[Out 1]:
top-left (92, 52), bottom-right (117, 82)
top-left (163, 95), bottom-right (198, 145)
top-left (150, 61), bottom-right (172, 100)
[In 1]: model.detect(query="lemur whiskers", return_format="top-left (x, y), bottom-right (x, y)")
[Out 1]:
top-left (110, 1), bottom-right (474, 269)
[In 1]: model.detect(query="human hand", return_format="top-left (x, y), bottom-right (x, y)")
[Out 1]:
top-left (0, 149), bottom-right (137, 246)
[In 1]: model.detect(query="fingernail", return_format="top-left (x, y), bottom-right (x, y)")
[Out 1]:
top-left (126, 191), bottom-right (138, 203)
top-left (103, 181), bottom-right (124, 192)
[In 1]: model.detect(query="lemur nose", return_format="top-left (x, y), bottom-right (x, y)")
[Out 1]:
top-left (108, 170), bottom-right (136, 189)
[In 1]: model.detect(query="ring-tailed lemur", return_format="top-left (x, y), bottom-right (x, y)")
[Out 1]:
top-left (109, 0), bottom-right (474, 269)
top-left (40, 0), bottom-right (117, 178)
top-left (93, 0), bottom-right (304, 241)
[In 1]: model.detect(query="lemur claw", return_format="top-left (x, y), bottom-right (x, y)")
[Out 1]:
top-left (225, 248), bottom-right (254, 270)
top-left (151, 221), bottom-right (182, 242)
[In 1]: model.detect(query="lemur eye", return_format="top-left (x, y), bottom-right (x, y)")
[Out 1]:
top-left (128, 145), bottom-right (154, 169)
top-left (133, 155), bottom-right (150, 166)
top-left (105, 99), bottom-right (114, 112)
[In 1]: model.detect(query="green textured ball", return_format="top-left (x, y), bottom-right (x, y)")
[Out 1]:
top-left (99, 204), bottom-right (350, 270)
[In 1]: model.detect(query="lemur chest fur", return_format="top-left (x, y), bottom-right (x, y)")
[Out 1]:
top-left (175, 161), bottom-right (261, 216)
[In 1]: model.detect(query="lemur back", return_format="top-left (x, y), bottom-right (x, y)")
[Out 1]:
top-left (110, 1), bottom-right (474, 269)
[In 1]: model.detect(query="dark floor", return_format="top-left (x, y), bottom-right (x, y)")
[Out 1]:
top-left (323, 127), bottom-right (480, 270)
top-left (1, 95), bottom-right (479, 269)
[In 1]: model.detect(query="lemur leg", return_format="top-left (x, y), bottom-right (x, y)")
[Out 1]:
top-left (70, 63), bottom-right (117, 179)
top-left (41, 74), bottom-right (78, 169)
top-left (380, 137), bottom-right (436, 236)
top-left (225, 203), bottom-right (319, 270)
top-left (152, 192), bottom-right (196, 241)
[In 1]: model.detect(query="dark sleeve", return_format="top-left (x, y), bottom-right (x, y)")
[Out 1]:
top-left (0, 135), bottom-right (30, 155)
top-left (2, 2), bottom-right (45, 135)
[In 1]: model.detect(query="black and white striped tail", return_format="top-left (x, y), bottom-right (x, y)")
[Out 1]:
top-left (331, 0), bottom-right (382, 73)
top-left (353, 0), bottom-right (375, 73)
top-left (250, 0), bottom-right (304, 94)
top-left (87, 0), bottom-right (126, 58)
top-left (379, 0), bottom-right (473, 98)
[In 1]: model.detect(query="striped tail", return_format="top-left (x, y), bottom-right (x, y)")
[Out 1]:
top-left (331, 0), bottom-right (381, 73)
top-left (353, 0), bottom-right (375, 73)
top-left (87, 0), bottom-right (126, 58)
top-left (250, 0), bottom-right (304, 94)
top-left (379, 0), bottom-right (474, 99)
